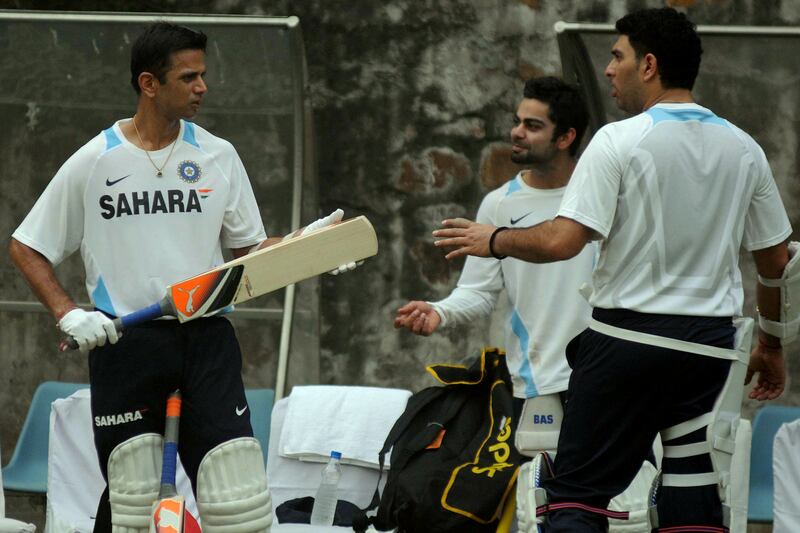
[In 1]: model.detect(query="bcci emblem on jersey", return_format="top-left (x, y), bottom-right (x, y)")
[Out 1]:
top-left (178, 160), bottom-right (202, 183)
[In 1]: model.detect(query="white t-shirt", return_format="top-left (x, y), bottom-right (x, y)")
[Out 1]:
top-left (558, 103), bottom-right (791, 317)
top-left (13, 119), bottom-right (267, 317)
top-left (432, 173), bottom-right (596, 398)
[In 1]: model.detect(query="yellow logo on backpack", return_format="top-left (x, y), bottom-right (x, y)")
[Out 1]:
top-left (441, 378), bottom-right (520, 524)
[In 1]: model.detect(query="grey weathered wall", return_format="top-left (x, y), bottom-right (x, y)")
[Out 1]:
top-left (2, 0), bottom-right (799, 472)
top-left (277, 0), bottom-right (800, 413)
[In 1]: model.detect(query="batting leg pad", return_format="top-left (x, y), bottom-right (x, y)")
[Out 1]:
top-left (108, 433), bottom-right (163, 533)
top-left (516, 452), bottom-right (554, 533)
top-left (196, 437), bottom-right (273, 533)
top-left (659, 360), bottom-right (747, 504)
top-left (607, 459), bottom-right (658, 532)
top-left (653, 358), bottom-right (749, 530)
top-left (514, 394), bottom-right (563, 458)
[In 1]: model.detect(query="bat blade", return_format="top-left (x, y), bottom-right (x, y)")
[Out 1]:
top-left (167, 214), bottom-right (378, 319)
top-left (168, 265), bottom-right (244, 322)
top-left (151, 495), bottom-right (185, 533)
top-left (62, 215), bottom-right (378, 349)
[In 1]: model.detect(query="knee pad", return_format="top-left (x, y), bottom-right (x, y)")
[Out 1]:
top-left (196, 437), bottom-right (272, 533)
top-left (108, 434), bottom-right (163, 533)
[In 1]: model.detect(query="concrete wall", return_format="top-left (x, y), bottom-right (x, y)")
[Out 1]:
top-left (2, 0), bottom-right (799, 475)
top-left (278, 0), bottom-right (800, 413)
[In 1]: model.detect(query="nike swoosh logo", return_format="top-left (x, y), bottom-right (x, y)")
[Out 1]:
top-left (510, 212), bottom-right (534, 225)
top-left (106, 174), bottom-right (131, 186)
top-left (235, 405), bottom-right (248, 416)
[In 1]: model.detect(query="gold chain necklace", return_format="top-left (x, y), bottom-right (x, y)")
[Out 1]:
top-left (132, 115), bottom-right (179, 177)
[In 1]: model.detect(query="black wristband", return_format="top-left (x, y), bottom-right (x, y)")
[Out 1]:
top-left (489, 226), bottom-right (509, 260)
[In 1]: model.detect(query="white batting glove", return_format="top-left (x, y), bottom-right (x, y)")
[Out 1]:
top-left (328, 260), bottom-right (364, 276)
top-left (300, 208), bottom-right (344, 236)
top-left (57, 308), bottom-right (120, 353)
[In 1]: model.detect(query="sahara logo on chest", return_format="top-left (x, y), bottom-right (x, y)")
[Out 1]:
top-left (99, 189), bottom-right (209, 219)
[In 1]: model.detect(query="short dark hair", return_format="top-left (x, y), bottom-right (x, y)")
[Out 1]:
top-left (522, 76), bottom-right (588, 156)
top-left (615, 7), bottom-right (702, 90)
top-left (130, 22), bottom-right (207, 94)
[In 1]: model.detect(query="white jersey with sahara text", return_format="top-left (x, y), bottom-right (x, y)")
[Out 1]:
top-left (13, 119), bottom-right (267, 317)
top-left (558, 103), bottom-right (791, 316)
top-left (432, 173), bottom-right (596, 398)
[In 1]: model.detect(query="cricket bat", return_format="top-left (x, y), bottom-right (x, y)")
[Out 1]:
top-left (149, 390), bottom-right (200, 533)
top-left (62, 215), bottom-right (378, 350)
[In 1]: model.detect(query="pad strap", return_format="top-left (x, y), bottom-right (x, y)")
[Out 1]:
top-left (536, 502), bottom-right (629, 520)
top-left (661, 441), bottom-right (709, 458)
top-left (661, 472), bottom-right (719, 487)
top-left (657, 526), bottom-right (728, 532)
top-left (758, 315), bottom-right (800, 341)
top-left (588, 319), bottom-right (746, 363)
top-left (660, 413), bottom-right (713, 441)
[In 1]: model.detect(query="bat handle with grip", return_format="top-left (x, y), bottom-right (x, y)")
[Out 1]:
top-left (59, 316), bottom-right (124, 352)
top-left (60, 301), bottom-right (166, 351)
top-left (158, 390), bottom-right (182, 498)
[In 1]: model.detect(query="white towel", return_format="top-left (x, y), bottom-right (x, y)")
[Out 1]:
top-left (774, 419), bottom-right (800, 533)
top-left (279, 385), bottom-right (411, 470)
top-left (0, 518), bottom-right (35, 533)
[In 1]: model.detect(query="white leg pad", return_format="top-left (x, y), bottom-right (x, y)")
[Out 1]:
top-left (514, 395), bottom-right (563, 458)
top-left (728, 418), bottom-right (751, 533)
top-left (608, 460), bottom-right (658, 532)
top-left (659, 360), bottom-right (748, 505)
top-left (516, 452), bottom-right (656, 532)
top-left (108, 434), bottom-right (163, 533)
top-left (196, 437), bottom-right (272, 533)
top-left (656, 336), bottom-right (752, 529)
top-left (516, 452), bottom-right (552, 533)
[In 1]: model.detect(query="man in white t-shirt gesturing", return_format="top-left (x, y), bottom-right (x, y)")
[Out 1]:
top-left (433, 7), bottom-right (792, 532)
top-left (9, 22), bottom-right (348, 533)
top-left (395, 76), bottom-right (594, 411)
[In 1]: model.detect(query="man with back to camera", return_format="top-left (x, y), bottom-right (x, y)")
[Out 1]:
top-left (9, 22), bottom-right (352, 533)
top-left (396, 76), bottom-right (656, 530)
top-left (433, 7), bottom-right (792, 532)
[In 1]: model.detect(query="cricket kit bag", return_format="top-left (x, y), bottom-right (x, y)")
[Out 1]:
top-left (353, 347), bottom-right (522, 533)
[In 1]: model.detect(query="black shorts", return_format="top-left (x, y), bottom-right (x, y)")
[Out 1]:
top-left (88, 316), bottom-right (253, 488)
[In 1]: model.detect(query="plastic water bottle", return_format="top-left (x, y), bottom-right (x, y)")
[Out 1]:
top-left (310, 450), bottom-right (342, 526)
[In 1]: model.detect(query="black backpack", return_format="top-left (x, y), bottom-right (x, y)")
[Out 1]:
top-left (354, 348), bottom-right (522, 533)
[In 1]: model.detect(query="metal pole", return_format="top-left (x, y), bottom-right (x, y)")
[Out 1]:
top-left (275, 17), bottom-right (307, 401)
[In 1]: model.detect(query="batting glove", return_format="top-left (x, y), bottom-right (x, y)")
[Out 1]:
top-left (328, 261), bottom-right (364, 276)
top-left (58, 308), bottom-right (120, 353)
top-left (300, 208), bottom-right (344, 236)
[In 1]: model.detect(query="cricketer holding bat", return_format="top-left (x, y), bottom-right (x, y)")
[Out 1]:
top-left (434, 7), bottom-right (793, 532)
top-left (9, 22), bottom-right (346, 533)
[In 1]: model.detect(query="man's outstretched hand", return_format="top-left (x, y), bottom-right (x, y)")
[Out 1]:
top-left (394, 301), bottom-right (442, 336)
top-left (433, 218), bottom-right (497, 260)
